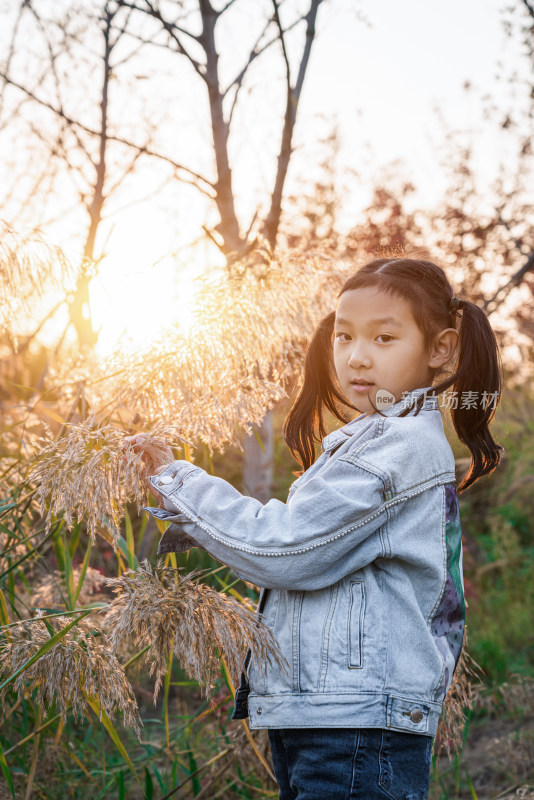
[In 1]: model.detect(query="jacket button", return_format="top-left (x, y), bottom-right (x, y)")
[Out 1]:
top-left (256, 707), bottom-right (262, 715)
top-left (409, 708), bottom-right (424, 723)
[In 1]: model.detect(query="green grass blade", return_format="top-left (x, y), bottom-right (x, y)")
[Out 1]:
top-left (152, 764), bottom-right (166, 793)
top-left (465, 770), bottom-right (479, 799)
top-left (73, 542), bottom-right (92, 606)
top-left (0, 739), bottom-right (15, 798)
top-left (63, 532), bottom-right (75, 609)
top-left (164, 651), bottom-right (173, 749)
top-left (0, 528), bottom-right (56, 580)
top-left (144, 767), bottom-right (154, 800)
top-left (0, 588), bottom-right (10, 626)
top-left (0, 502), bottom-right (17, 519)
top-left (252, 425), bottom-right (266, 455)
top-left (136, 513), bottom-right (148, 551)
top-left (188, 743), bottom-right (201, 795)
top-left (84, 692), bottom-right (141, 786)
top-left (124, 512), bottom-right (138, 570)
top-left (117, 534), bottom-right (139, 572)
top-left (116, 770), bottom-right (126, 800)
top-left (52, 525), bottom-right (66, 572)
top-left (122, 644), bottom-right (150, 670)
top-left (68, 523), bottom-right (81, 558)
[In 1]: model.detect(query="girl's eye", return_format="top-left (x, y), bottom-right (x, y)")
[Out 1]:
top-left (335, 332), bottom-right (394, 343)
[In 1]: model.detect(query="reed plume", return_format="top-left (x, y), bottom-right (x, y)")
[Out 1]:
top-left (0, 611), bottom-right (141, 736)
top-left (102, 560), bottom-right (287, 702)
top-left (30, 566), bottom-right (105, 609)
top-left (42, 248), bottom-right (339, 451)
top-left (435, 638), bottom-right (483, 757)
top-left (30, 416), bottom-right (183, 545)
top-left (0, 221), bottom-right (73, 330)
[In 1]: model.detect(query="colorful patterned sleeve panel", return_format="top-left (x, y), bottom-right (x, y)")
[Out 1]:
top-left (431, 482), bottom-right (466, 701)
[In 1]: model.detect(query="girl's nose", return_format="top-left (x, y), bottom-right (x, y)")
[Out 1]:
top-left (348, 344), bottom-right (371, 369)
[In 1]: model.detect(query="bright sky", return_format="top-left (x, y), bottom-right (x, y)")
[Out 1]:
top-left (296, 0), bottom-right (527, 217)
top-left (0, 0), bottom-right (529, 354)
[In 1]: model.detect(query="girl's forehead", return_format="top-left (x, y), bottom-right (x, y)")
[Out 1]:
top-left (335, 287), bottom-right (416, 325)
top-left (337, 287), bottom-right (403, 311)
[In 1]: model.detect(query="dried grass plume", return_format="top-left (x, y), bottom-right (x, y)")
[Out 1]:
top-left (30, 416), bottom-right (183, 545)
top-left (103, 560), bottom-right (287, 702)
top-left (0, 221), bottom-right (73, 331)
top-left (44, 246), bottom-right (341, 451)
top-left (434, 636), bottom-right (484, 758)
top-left (0, 612), bottom-right (142, 736)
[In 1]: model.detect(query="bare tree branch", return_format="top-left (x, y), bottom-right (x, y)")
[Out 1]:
top-left (224, 12), bottom-right (309, 129)
top-left (263, 0), bottom-right (323, 247)
top-left (497, 209), bottom-right (532, 257)
top-left (217, 0), bottom-right (239, 15)
top-left (197, 0), bottom-right (244, 251)
top-left (2, 150), bottom-right (62, 229)
top-left (223, 14), bottom-right (303, 99)
top-left (0, 0), bottom-right (26, 120)
top-left (0, 71), bottom-right (217, 196)
top-left (202, 224), bottom-right (226, 254)
top-left (272, 0), bottom-right (291, 87)
top-left (104, 147), bottom-right (144, 199)
top-left (483, 250), bottom-right (534, 314)
top-left (27, 121), bottom-right (91, 206)
top-left (117, 0), bottom-right (206, 79)
top-left (109, 1), bottom-right (135, 50)
top-left (293, 1), bottom-right (321, 107)
top-left (105, 172), bottom-right (176, 217)
top-left (223, 16), bottom-right (272, 98)
top-left (26, 2), bottom-right (65, 114)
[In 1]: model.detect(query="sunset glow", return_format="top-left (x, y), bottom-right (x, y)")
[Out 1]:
top-left (90, 259), bottom-right (199, 356)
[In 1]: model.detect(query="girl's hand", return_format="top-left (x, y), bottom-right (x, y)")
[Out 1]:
top-left (123, 433), bottom-right (174, 469)
top-left (123, 433), bottom-right (174, 508)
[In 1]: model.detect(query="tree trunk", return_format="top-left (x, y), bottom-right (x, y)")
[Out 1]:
top-left (67, 5), bottom-right (113, 348)
top-left (242, 410), bottom-right (274, 503)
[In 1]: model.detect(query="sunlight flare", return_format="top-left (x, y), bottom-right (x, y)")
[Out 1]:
top-left (90, 254), bottom-right (205, 357)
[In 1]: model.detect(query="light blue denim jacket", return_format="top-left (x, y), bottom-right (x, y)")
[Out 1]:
top-left (145, 386), bottom-right (465, 737)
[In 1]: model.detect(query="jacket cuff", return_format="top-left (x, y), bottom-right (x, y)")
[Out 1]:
top-left (148, 460), bottom-right (201, 494)
top-left (142, 505), bottom-right (197, 548)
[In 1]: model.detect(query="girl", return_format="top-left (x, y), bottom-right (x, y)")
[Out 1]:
top-left (133, 258), bottom-right (503, 800)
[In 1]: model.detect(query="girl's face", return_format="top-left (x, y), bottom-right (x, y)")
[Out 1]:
top-left (333, 286), bottom-right (451, 416)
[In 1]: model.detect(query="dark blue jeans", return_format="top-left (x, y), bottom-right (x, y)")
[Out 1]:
top-left (268, 727), bottom-right (433, 800)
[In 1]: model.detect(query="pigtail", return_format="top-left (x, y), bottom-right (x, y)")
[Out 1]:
top-left (450, 299), bottom-right (505, 493)
top-left (283, 311), bottom-right (352, 473)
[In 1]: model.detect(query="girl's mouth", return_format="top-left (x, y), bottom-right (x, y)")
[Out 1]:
top-left (351, 382), bottom-right (374, 392)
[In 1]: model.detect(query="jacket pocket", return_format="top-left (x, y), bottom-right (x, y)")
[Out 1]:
top-left (348, 580), bottom-right (365, 668)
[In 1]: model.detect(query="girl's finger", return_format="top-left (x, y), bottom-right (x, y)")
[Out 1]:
top-left (122, 434), bottom-right (145, 448)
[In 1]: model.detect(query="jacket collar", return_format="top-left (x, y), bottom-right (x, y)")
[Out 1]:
top-left (321, 385), bottom-right (436, 452)
top-left (379, 385), bottom-right (437, 417)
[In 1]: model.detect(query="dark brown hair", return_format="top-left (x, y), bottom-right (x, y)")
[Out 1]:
top-left (283, 258), bottom-right (504, 493)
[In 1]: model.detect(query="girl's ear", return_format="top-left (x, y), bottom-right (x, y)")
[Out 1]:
top-left (428, 328), bottom-right (459, 369)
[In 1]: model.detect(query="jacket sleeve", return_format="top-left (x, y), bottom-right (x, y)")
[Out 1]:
top-left (143, 507), bottom-right (201, 554)
top-left (144, 457), bottom-right (395, 591)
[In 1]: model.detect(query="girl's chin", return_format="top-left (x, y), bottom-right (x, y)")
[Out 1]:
top-left (349, 394), bottom-right (374, 414)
